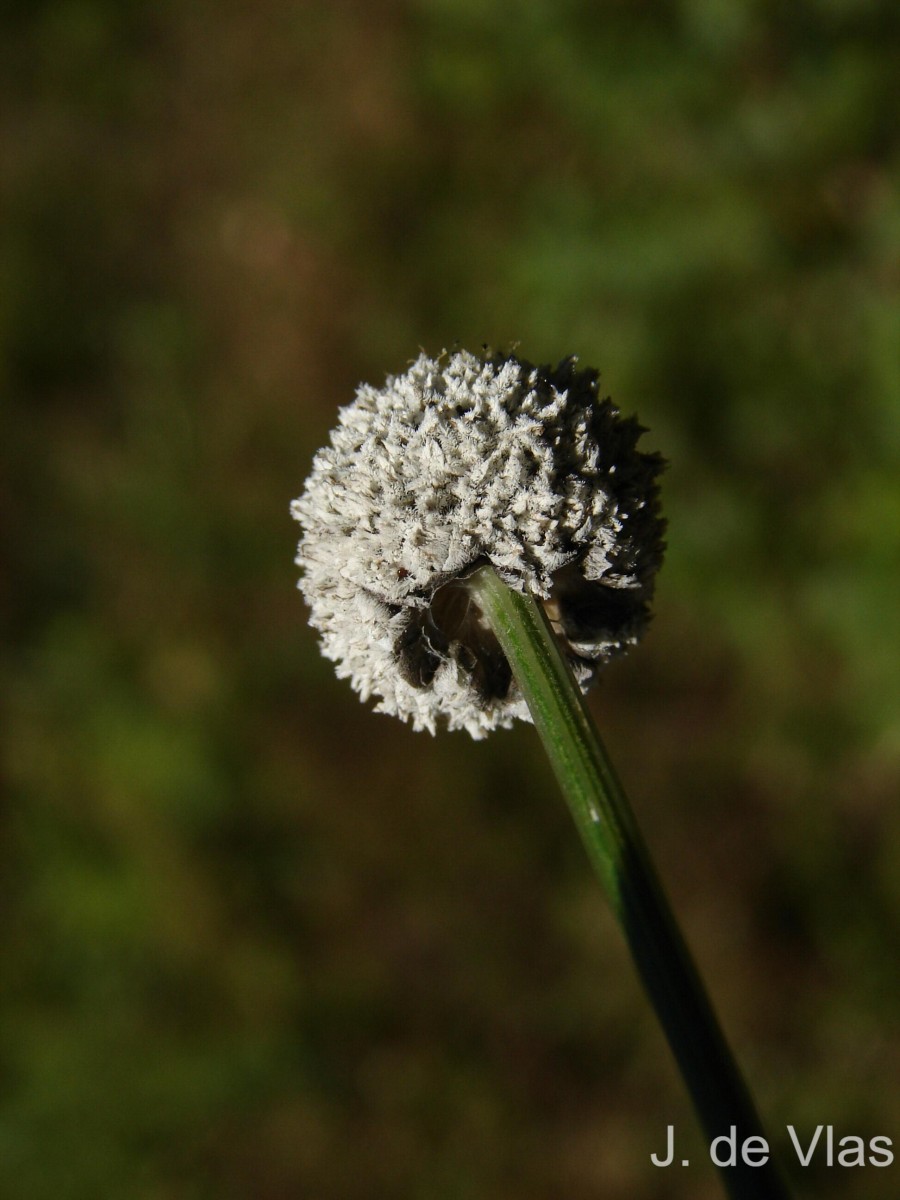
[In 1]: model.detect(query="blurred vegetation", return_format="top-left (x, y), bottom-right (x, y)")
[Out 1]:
top-left (2, 1), bottom-right (899, 1197)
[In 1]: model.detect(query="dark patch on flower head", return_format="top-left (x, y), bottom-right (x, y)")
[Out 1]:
top-left (396, 571), bottom-right (513, 705)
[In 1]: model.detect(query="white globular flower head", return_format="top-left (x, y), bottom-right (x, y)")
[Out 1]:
top-left (292, 350), bottom-right (665, 738)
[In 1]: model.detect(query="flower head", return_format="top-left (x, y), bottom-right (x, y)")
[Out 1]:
top-left (292, 350), bottom-right (665, 738)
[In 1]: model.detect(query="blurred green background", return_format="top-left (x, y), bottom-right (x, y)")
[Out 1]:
top-left (3, 1), bottom-right (899, 1197)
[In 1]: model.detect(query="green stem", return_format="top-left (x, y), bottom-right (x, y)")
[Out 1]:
top-left (467, 563), bottom-right (792, 1200)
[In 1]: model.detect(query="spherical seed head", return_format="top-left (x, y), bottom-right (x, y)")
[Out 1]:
top-left (292, 350), bottom-right (665, 738)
